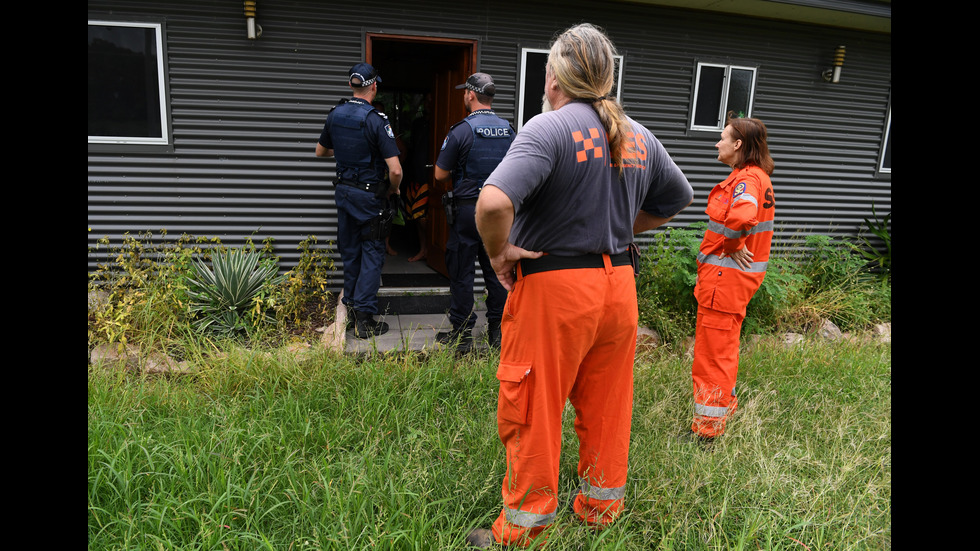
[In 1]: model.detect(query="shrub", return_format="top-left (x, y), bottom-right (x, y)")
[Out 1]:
top-left (274, 235), bottom-right (336, 328)
top-left (185, 247), bottom-right (285, 338)
top-left (635, 223), bottom-right (703, 343)
top-left (741, 240), bottom-right (809, 335)
top-left (777, 233), bottom-right (891, 332)
top-left (88, 230), bottom-right (219, 350)
top-left (635, 224), bottom-right (891, 344)
top-left (88, 229), bottom-right (341, 353)
top-left (849, 202), bottom-right (891, 286)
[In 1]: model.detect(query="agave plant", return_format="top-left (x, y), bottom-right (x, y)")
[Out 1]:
top-left (849, 202), bottom-right (891, 285)
top-left (186, 248), bottom-right (285, 336)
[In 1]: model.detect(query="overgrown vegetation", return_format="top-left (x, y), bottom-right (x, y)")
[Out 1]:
top-left (185, 248), bottom-right (285, 337)
top-left (636, 214), bottom-right (891, 343)
top-left (88, 215), bottom-right (891, 358)
top-left (88, 338), bottom-right (890, 550)
top-left (88, 223), bottom-right (891, 549)
top-left (88, 230), bottom-right (337, 356)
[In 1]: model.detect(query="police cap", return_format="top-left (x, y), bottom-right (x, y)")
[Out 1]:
top-left (349, 62), bottom-right (382, 87)
top-left (455, 72), bottom-right (495, 97)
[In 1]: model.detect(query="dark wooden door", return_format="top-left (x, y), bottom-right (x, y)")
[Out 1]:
top-left (424, 47), bottom-right (472, 277)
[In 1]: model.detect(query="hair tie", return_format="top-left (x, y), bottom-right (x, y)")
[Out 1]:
top-left (594, 95), bottom-right (607, 102)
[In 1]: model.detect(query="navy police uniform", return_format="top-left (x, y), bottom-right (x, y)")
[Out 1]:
top-left (318, 95), bottom-right (400, 317)
top-left (435, 108), bottom-right (515, 339)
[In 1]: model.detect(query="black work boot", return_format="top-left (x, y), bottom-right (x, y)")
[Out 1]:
top-left (436, 325), bottom-right (473, 353)
top-left (464, 527), bottom-right (497, 548)
top-left (487, 320), bottom-right (501, 349)
top-left (344, 304), bottom-right (356, 330)
top-left (352, 310), bottom-right (389, 339)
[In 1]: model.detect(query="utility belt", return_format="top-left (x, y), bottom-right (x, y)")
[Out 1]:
top-left (520, 244), bottom-right (640, 277)
top-left (336, 178), bottom-right (387, 198)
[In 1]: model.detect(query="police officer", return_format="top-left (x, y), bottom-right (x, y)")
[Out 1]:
top-left (433, 73), bottom-right (515, 352)
top-left (316, 62), bottom-right (403, 338)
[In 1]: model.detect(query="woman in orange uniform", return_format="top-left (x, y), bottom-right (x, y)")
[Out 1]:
top-left (685, 112), bottom-right (775, 442)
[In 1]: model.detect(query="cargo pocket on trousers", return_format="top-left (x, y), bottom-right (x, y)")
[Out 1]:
top-left (701, 308), bottom-right (734, 331)
top-left (497, 362), bottom-right (532, 425)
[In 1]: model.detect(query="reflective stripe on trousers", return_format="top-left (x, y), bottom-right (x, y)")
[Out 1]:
top-left (492, 256), bottom-right (636, 546)
top-left (691, 305), bottom-right (744, 437)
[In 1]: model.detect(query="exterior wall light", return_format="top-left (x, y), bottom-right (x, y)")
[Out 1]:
top-left (822, 45), bottom-right (845, 83)
top-left (245, 1), bottom-right (262, 39)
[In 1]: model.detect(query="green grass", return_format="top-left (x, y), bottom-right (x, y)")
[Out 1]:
top-left (89, 337), bottom-right (890, 550)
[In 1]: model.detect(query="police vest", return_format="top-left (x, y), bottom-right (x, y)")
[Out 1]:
top-left (328, 99), bottom-right (386, 186)
top-left (455, 112), bottom-right (514, 197)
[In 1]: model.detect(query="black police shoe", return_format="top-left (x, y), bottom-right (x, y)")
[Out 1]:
top-left (345, 305), bottom-right (356, 330)
top-left (436, 325), bottom-right (474, 352)
top-left (352, 310), bottom-right (389, 339)
top-left (486, 322), bottom-right (501, 349)
top-left (676, 429), bottom-right (715, 448)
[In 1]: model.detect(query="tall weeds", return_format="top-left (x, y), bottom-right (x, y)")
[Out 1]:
top-left (89, 339), bottom-right (890, 549)
top-left (88, 230), bottom-right (336, 355)
top-left (635, 224), bottom-right (891, 342)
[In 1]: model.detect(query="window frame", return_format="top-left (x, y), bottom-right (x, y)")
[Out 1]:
top-left (878, 103), bottom-right (891, 175)
top-left (88, 19), bottom-right (172, 149)
top-left (689, 61), bottom-right (757, 132)
top-left (516, 47), bottom-right (623, 131)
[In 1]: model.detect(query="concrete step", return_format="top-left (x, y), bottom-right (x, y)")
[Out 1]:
top-left (377, 287), bottom-right (489, 316)
top-left (378, 287), bottom-right (451, 315)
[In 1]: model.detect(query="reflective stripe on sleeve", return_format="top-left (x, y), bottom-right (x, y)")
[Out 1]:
top-left (707, 219), bottom-right (774, 239)
top-left (733, 193), bottom-right (758, 207)
top-left (696, 252), bottom-right (768, 273)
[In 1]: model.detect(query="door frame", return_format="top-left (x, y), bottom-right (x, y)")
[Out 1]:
top-left (367, 33), bottom-right (477, 278)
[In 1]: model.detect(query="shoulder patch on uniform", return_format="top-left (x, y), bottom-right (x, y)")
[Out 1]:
top-left (733, 182), bottom-right (746, 197)
top-left (440, 135), bottom-right (449, 151)
top-left (385, 123), bottom-right (394, 139)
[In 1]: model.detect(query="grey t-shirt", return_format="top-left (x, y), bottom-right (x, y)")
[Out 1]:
top-left (484, 100), bottom-right (692, 256)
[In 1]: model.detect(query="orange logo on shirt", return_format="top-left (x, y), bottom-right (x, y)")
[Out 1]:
top-left (573, 128), bottom-right (604, 162)
top-left (621, 132), bottom-right (647, 161)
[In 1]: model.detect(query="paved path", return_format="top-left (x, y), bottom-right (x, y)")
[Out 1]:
top-left (337, 308), bottom-right (492, 354)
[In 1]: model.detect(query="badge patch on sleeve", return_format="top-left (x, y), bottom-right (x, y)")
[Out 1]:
top-left (733, 182), bottom-right (746, 197)
top-left (385, 124), bottom-right (394, 139)
top-left (440, 136), bottom-right (449, 151)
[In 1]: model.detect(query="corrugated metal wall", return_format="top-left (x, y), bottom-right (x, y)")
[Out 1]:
top-left (88, 0), bottom-right (891, 286)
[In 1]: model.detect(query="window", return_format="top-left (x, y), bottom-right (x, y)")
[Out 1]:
top-left (690, 62), bottom-right (756, 131)
top-left (516, 48), bottom-right (623, 131)
top-left (878, 105), bottom-right (891, 174)
top-left (88, 20), bottom-right (170, 146)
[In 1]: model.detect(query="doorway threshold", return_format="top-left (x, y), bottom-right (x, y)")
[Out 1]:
top-left (378, 286), bottom-right (451, 315)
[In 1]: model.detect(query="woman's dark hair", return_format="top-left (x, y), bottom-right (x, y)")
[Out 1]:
top-left (726, 111), bottom-right (774, 176)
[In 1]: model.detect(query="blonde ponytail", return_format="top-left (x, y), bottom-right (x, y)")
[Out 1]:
top-left (548, 23), bottom-right (630, 174)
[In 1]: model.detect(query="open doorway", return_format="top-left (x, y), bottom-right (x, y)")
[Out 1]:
top-left (367, 34), bottom-right (475, 288)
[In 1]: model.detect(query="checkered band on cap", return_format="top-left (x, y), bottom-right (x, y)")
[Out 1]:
top-left (348, 62), bottom-right (381, 87)
top-left (455, 73), bottom-right (496, 97)
top-left (350, 72), bottom-right (377, 86)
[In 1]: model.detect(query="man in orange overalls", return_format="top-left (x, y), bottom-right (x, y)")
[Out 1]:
top-left (467, 23), bottom-right (693, 548)
top-left (686, 113), bottom-right (776, 443)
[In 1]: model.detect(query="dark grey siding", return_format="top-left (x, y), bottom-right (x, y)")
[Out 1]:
top-left (88, 0), bottom-right (891, 285)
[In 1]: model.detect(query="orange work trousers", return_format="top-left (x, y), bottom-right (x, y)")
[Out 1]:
top-left (491, 256), bottom-right (637, 547)
top-left (690, 304), bottom-right (744, 438)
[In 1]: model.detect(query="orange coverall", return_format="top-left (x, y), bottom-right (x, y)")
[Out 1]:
top-left (492, 257), bottom-right (637, 546)
top-left (691, 164), bottom-right (774, 437)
